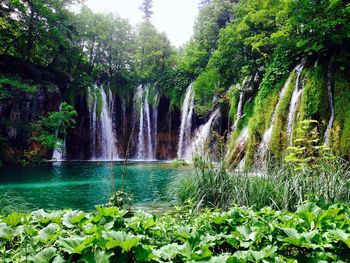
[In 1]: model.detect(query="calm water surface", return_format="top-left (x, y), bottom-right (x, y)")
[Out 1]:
top-left (0, 162), bottom-right (189, 211)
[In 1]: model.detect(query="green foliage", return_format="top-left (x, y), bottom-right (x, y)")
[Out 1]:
top-left (106, 191), bottom-right (133, 209)
top-left (2, 201), bottom-right (350, 261)
top-left (135, 20), bottom-right (175, 83)
top-left (0, 0), bottom-right (81, 68)
top-left (178, 0), bottom-right (235, 77)
top-left (194, 67), bottom-right (222, 116)
top-left (157, 68), bottom-right (192, 109)
top-left (0, 75), bottom-right (38, 100)
top-left (269, 71), bottom-right (297, 159)
top-left (30, 102), bottom-right (77, 153)
top-left (332, 63), bottom-right (350, 159)
top-left (285, 120), bottom-right (335, 171)
top-left (95, 88), bottom-right (103, 117)
top-left (174, 157), bottom-right (235, 210)
top-left (298, 64), bottom-right (329, 130)
top-left (176, 156), bottom-right (350, 212)
top-left (171, 158), bottom-right (188, 168)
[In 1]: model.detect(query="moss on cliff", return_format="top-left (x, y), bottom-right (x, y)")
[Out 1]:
top-left (333, 70), bottom-right (350, 159)
top-left (269, 71), bottom-right (296, 159)
top-left (298, 63), bottom-right (329, 136)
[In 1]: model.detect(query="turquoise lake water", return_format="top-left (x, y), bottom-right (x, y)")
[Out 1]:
top-left (0, 162), bottom-right (188, 211)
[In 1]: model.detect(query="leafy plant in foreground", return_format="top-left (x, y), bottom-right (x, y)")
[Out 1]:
top-left (1, 202), bottom-right (350, 262)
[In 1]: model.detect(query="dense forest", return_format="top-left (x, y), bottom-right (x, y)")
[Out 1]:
top-left (1, 0), bottom-right (349, 167)
top-left (1, 0), bottom-right (350, 261)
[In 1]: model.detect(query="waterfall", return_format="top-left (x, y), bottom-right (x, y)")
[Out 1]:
top-left (236, 127), bottom-right (248, 152)
top-left (235, 127), bottom-right (249, 169)
top-left (237, 155), bottom-right (246, 171)
top-left (286, 60), bottom-right (306, 145)
top-left (184, 108), bottom-right (220, 161)
top-left (177, 83), bottom-right (195, 158)
top-left (52, 137), bottom-right (66, 161)
top-left (135, 85), bottom-right (154, 160)
top-left (153, 91), bottom-right (158, 159)
top-left (87, 84), bottom-right (118, 160)
top-left (52, 103), bottom-right (65, 161)
top-left (324, 60), bottom-right (334, 145)
top-left (232, 92), bottom-right (244, 131)
top-left (255, 74), bottom-right (292, 164)
top-left (87, 86), bottom-right (97, 159)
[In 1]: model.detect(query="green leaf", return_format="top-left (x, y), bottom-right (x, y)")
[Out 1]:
top-left (330, 229), bottom-right (350, 248)
top-left (154, 243), bottom-right (182, 260)
top-left (32, 209), bottom-right (62, 224)
top-left (134, 245), bottom-right (153, 261)
top-left (56, 236), bottom-right (94, 254)
top-left (2, 211), bottom-right (22, 226)
top-left (62, 210), bottom-right (86, 228)
top-left (297, 202), bottom-right (321, 228)
top-left (29, 247), bottom-right (57, 263)
top-left (80, 250), bottom-right (114, 263)
top-left (103, 231), bottom-right (140, 251)
top-left (35, 223), bottom-right (60, 244)
top-left (0, 223), bottom-right (16, 239)
top-left (95, 206), bottom-right (127, 219)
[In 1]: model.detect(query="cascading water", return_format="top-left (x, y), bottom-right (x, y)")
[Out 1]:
top-left (52, 103), bottom-right (65, 161)
top-left (255, 74), bottom-right (292, 164)
top-left (177, 83), bottom-right (195, 158)
top-left (87, 84), bottom-right (118, 160)
top-left (153, 91), bottom-right (158, 159)
top-left (235, 127), bottom-right (249, 170)
top-left (184, 108), bottom-right (220, 161)
top-left (87, 86), bottom-right (97, 159)
top-left (324, 60), bottom-right (334, 145)
top-left (135, 85), bottom-right (154, 160)
top-left (286, 60), bottom-right (306, 145)
top-left (52, 136), bottom-right (66, 161)
top-left (232, 92), bottom-right (244, 131)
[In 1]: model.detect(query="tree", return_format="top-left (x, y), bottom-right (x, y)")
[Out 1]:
top-left (139, 0), bottom-right (153, 19)
top-left (76, 6), bottom-right (136, 87)
top-left (135, 20), bottom-right (175, 83)
top-left (0, 0), bottom-right (81, 67)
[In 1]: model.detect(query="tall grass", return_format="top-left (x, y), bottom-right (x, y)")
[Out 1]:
top-left (172, 157), bottom-right (350, 211)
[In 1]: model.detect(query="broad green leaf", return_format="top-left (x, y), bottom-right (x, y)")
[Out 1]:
top-left (3, 211), bottom-right (22, 226)
top-left (0, 223), bottom-right (16, 239)
top-left (52, 254), bottom-right (66, 263)
top-left (56, 236), bottom-right (94, 254)
top-left (330, 229), bottom-right (350, 248)
top-left (80, 250), bottom-right (114, 263)
top-left (154, 243), bottom-right (182, 260)
top-left (280, 228), bottom-right (300, 239)
top-left (95, 206), bottom-right (127, 220)
top-left (29, 247), bottom-right (57, 263)
top-left (62, 210), bottom-right (86, 228)
top-left (32, 209), bottom-right (62, 224)
top-left (297, 202), bottom-right (321, 228)
top-left (134, 244), bottom-right (153, 261)
top-left (35, 223), bottom-right (60, 244)
top-left (103, 231), bottom-right (140, 251)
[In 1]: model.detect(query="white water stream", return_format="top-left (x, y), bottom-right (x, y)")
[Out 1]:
top-left (177, 83), bottom-right (195, 158)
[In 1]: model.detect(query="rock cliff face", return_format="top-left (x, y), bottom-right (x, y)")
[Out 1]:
top-left (0, 55), bottom-right (71, 164)
top-left (67, 92), bottom-right (182, 161)
top-left (226, 56), bottom-right (350, 169)
top-left (8, 54), bottom-right (350, 167)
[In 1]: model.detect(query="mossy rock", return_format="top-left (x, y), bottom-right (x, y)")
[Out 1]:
top-left (333, 70), bottom-right (350, 158)
top-left (269, 71), bottom-right (297, 159)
